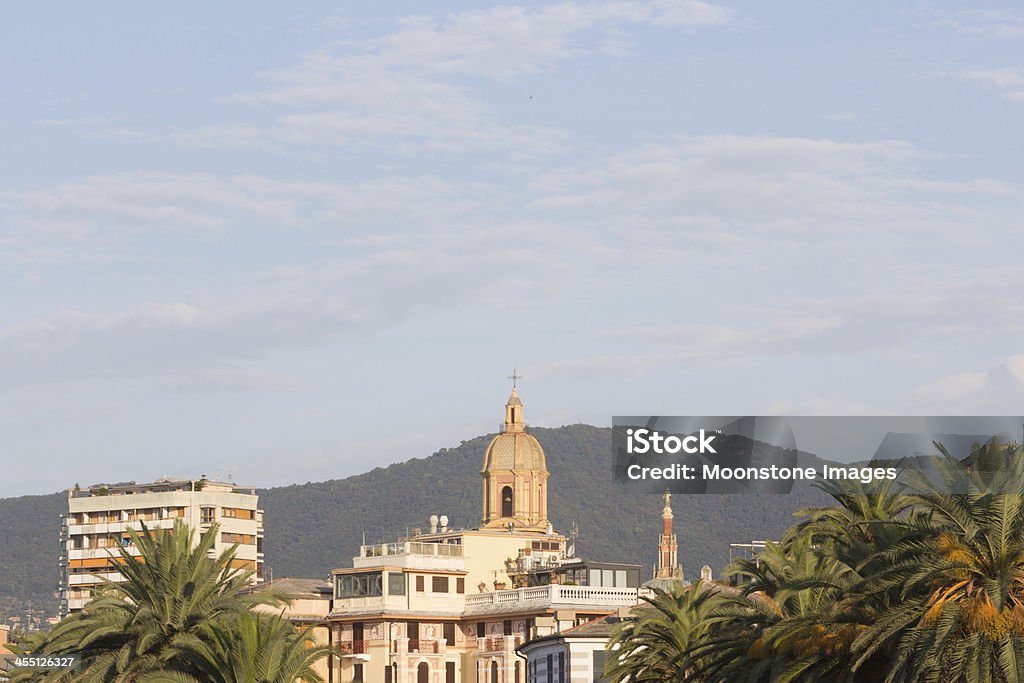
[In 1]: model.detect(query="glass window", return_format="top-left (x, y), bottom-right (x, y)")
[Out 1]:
top-left (602, 569), bottom-right (614, 586)
top-left (336, 572), bottom-right (384, 598)
top-left (456, 578), bottom-right (465, 594)
top-left (589, 569), bottom-right (601, 586)
top-left (388, 572), bottom-right (406, 596)
top-left (432, 576), bottom-right (449, 593)
top-left (615, 570), bottom-right (626, 587)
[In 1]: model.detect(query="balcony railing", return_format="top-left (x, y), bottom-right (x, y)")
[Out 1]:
top-left (464, 584), bottom-right (639, 611)
top-left (339, 640), bottom-right (367, 655)
top-left (480, 635), bottom-right (524, 652)
top-left (360, 541), bottom-right (463, 558)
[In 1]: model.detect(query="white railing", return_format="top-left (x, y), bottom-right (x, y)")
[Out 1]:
top-left (360, 541), bottom-right (463, 558)
top-left (464, 584), bottom-right (639, 611)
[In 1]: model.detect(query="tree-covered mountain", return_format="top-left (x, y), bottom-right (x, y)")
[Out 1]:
top-left (0, 424), bottom-right (831, 622)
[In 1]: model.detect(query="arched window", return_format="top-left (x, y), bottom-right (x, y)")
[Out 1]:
top-left (418, 662), bottom-right (429, 683)
top-left (490, 660), bottom-right (499, 683)
top-left (501, 486), bottom-right (514, 518)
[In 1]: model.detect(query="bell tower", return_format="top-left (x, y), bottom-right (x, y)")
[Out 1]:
top-left (655, 491), bottom-right (684, 580)
top-left (480, 378), bottom-right (549, 531)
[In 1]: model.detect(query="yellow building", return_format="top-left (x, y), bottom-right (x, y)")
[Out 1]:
top-left (324, 388), bottom-right (641, 683)
top-left (61, 478), bottom-right (264, 615)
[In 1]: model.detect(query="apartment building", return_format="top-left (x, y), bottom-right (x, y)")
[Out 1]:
top-left (60, 478), bottom-right (264, 615)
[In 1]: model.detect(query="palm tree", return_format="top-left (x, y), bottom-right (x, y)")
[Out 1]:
top-left (687, 534), bottom-right (867, 682)
top-left (148, 612), bottom-right (333, 683)
top-left (10, 520), bottom-right (283, 682)
top-left (850, 444), bottom-right (1024, 682)
top-left (604, 581), bottom-right (717, 682)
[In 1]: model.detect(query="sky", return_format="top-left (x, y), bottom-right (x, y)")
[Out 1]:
top-left (2, 1), bottom-right (1023, 497)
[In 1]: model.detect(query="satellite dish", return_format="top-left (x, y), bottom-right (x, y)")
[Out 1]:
top-left (567, 544), bottom-right (576, 558)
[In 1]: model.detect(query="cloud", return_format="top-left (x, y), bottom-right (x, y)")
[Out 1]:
top-left (927, 8), bottom-right (1024, 38)
top-left (941, 67), bottom-right (1024, 101)
top-left (915, 355), bottom-right (1024, 412)
top-left (5, 133), bottom-right (1022, 394)
top-left (527, 135), bottom-right (1014, 249)
top-left (173, 1), bottom-right (728, 152)
top-left (4, 171), bottom-right (500, 257)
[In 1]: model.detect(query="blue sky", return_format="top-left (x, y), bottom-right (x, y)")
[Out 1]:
top-left (2, 1), bottom-right (1023, 496)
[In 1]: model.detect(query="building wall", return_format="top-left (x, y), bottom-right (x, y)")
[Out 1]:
top-left (520, 638), bottom-right (610, 683)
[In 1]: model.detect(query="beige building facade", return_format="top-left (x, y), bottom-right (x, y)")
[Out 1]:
top-left (61, 478), bottom-right (264, 615)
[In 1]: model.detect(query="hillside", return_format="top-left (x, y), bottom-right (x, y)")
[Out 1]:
top-left (259, 424), bottom-right (831, 584)
top-left (0, 424), bottom-right (832, 621)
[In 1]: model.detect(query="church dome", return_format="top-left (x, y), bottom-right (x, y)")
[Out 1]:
top-left (481, 387), bottom-right (547, 473)
top-left (482, 430), bottom-right (547, 472)
top-left (480, 384), bottom-right (551, 530)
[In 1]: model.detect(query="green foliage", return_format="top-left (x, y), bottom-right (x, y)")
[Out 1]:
top-left (607, 438), bottom-right (1024, 683)
top-left (7, 521), bottom-right (329, 682)
top-left (148, 612), bottom-right (333, 683)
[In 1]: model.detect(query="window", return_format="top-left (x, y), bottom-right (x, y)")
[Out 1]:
top-left (335, 572), bottom-right (383, 598)
top-left (388, 572), bottom-right (406, 596)
top-left (416, 575), bottom-right (425, 592)
top-left (501, 486), bottom-right (514, 517)
top-left (491, 661), bottom-right (499, 683)
top-left (515, 661), bottom-right (521, 683)
top-left (221, 507), bottom-right (254, 520)
top-left (547, 654), bottom-right (553, 683)
top-left (446, 662), bottom-right (456, 683)
top-left (476, 622), bottom-right (486, 638)
top-left (443, 622), bottom-right (455, 646)
top-left (456, 577), bottom-right (465, 594)
top-left (503, 620), bottom-right (513, 636)
top-left (558, 652), bottom-right (565, 683)
top-left (592, 651), bottom-right (609, 682)
top-left (200, 507), bottom-right (215, 524)
top-left (353, 663), bottom-right (364, 682)
top-left (385, 665), bottom-right (393, 683)
top-left (221, 532), bottom-right (256, 545)
top-left (417, 663), bottom-right (429, 683)
top-left (432, 576), bottom-right (449, 593)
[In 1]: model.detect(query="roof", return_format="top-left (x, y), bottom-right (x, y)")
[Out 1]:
top-left (245, 577), bottom-right (331, 599)
top-left (516, 614), bottom-right (623, 652)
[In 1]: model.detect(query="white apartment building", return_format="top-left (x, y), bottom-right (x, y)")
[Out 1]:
top-left (60, 478), bottom-right (264, 615)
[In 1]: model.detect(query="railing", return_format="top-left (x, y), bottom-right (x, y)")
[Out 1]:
top-left (339, 640), bottom-right (368, 655)
top-left (360, 541), bottom-right (463, 558)
top-left (481, 635), bottom-right (524, 652)
top-left (465, 584), bottom-right (640, 610)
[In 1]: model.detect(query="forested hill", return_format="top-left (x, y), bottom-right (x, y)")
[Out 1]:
top-left (258, 425), bottom-right (831, 584)
top-left (0, 424), bottom-right (832, 621)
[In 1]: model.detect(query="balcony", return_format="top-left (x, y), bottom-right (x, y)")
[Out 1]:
top-left (478, 635), bottom-right (524, 652)
top-left (352, 541), bottom-right (465, 571)
top-left (464, 584), bottom-right (639, 614)
top-left (360, 541), bottom-right (463, 558)
top-left (392, 638), bottom-right (444, 654)
top-left (339, 640), bottom-right (368, 655)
